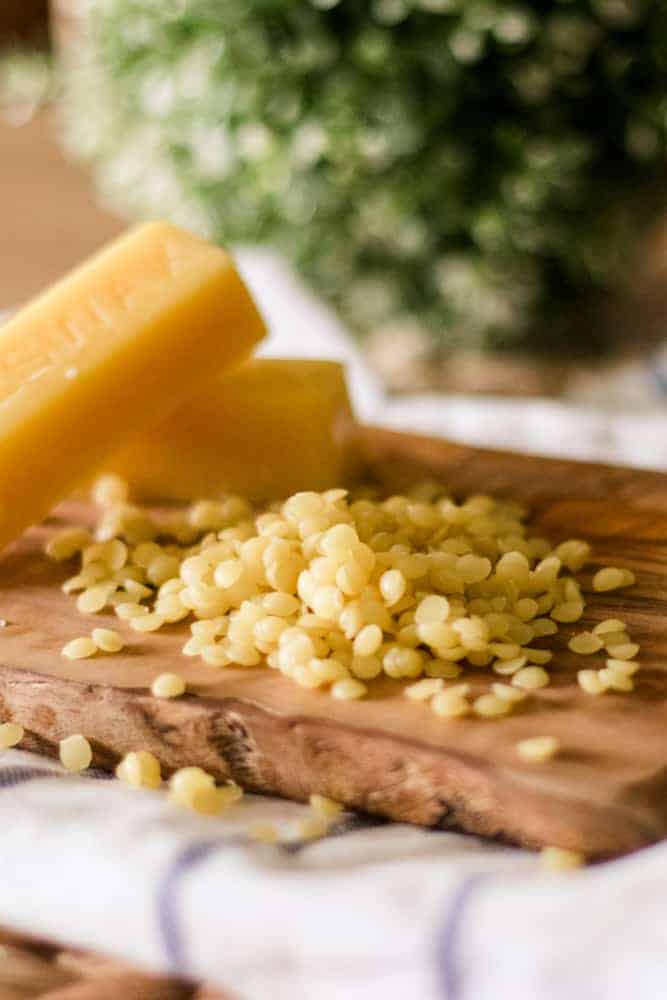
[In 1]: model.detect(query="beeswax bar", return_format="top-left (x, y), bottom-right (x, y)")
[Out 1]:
top-left (109, 359), bottom-right (360, 501)
top-left (0, 221), bottom-right (265, 548)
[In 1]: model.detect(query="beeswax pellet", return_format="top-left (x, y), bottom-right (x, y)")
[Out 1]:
top-left (59, 734), bottom-right (92, 772)
top-left (473, 693), bottom-right (511, 718)
top-left (0, 722), bottom-right (24, 749)
top-left (0, 221), bottom-right (264, 549)
top-left (578, 669), bottom-right (607, 695)
top-left (62, 637), bottom-right (97, 660)
top-left (517, 737), bottom-right (559, 762)
top-left (512, 666), bottom-right (550, 690)
top-left (309, 794), bottom-right (343, 820)
top-left (168, 767), bottom-right (237, 815)
top-left (91, 627), bottom-right (124, 653)
top-left (115, 750), bottom-right (162, 789)
top-left (540, 846), bottom-right (585, 871)
top-left (151, 672), bottom-right (186, 699)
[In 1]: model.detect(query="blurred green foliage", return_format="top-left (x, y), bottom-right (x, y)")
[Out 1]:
top-left (60, 0), bottom-right (667, 356)
top-left (0, 48), bottom-right (52, 120)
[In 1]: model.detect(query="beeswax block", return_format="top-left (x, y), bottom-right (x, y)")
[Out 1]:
top-left (109, 359), bottom-right (360, 501)
top-left (0, 221), bottom-right (265, 549)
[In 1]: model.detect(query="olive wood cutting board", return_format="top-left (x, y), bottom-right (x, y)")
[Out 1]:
top-left (1, 427), bottom-right (666, 858)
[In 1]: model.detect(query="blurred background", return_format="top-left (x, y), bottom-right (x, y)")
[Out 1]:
top-left (1, 1), bottom-right (666, 410)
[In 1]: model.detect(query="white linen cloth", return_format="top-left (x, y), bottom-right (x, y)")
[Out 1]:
top-left (0, 255), bottom-right (666, 999)
top-left (2, 749), bottom-right (667, 1000)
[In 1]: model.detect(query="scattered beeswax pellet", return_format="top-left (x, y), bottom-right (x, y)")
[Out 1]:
top-left (593, 567), bottom-right (635, 592)
top-left (492, 655), bottom-right (526, 676)
top-left (524, 648), bottom-right (553, 665)
top-left (578, 669), bottom-right (607, 695)
top-left (517, 737), bottom-right (559, 762)
top-left (115, 750), bottom-right (162, 789)
top-left (489, 643), bottom-right (521, 660)
top-left (601, 631), bottom-right (630, 648)
top-left (540, 846), bottom-right (585, 871)
top-left (551, 602), bottom-right (584, 623)
top-left (473, 693), bottom-right (511, 718)
top-left (200, 644), bottom-right (232, 667)
top-left (568, 632), bottom-right (603, 655)
top-left (331, 678), bottom-right (367, 700)
top-left (130, 613), bottom-right (165, 633)
top-left (217, 781), bottom-right (244, 809)
top-left (151, 672), bottom-right (186, 699)
top-left (59, 734), bottom-right (92, 772)
top-left (530, 618), bottom-right (558, 637)
top-left (405, 677), bottom-right (444, 701)
top-left (0, 722), bottom-right (24, 749)
top-left (0, 221), bottom-right (264, 550)
top-left (109, 360), bottom-right (359, 502)
top-left (593, 619), bottom-right (626, 635)
top-left (62, 637), bottom-right (97, 660)
top-left (168, 767), bottom-right (236, 815)
top-left (431, 690), bottom-right (470, 718)
top-left (512, 666), bottom-right (550, 690)
top-left (168, 767), bottom-right (216, 813)
top-left (309, 794), bottom-right (343, 820)
top-left (606, 658), bottom-right (640, 676)
top-left (91, 628), bottom-right (124, 653)
top-left (554, 540), bottom-right (590, 571)
top-left (77, 584), bottom-right (114, 615)
top-left (605, 643), bottom-right (639, 661)
top-left (598, 668), bottom-right (634, 692)
top-left (491, 682), bottom-right (526, 704)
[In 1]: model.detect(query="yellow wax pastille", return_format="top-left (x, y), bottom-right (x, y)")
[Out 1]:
top-left (0, 221), bottom-right (265, 549)
top-left (109, 359), bottom-right (361, 501)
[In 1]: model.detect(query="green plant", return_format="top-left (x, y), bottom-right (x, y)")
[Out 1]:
top-left (60, 0), bottom-right (667, 356)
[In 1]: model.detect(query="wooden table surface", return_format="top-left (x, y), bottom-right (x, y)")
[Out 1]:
top-left (0, 111), bottom-right (123, 309)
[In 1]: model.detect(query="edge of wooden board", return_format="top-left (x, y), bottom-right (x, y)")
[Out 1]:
top-left (360, 426), bottom-right (667, 510)
top-left (0, 664), bottom-right (653, 858)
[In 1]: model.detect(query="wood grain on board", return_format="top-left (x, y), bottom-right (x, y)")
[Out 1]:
top-left (0, 428), bottom-right (666, 858)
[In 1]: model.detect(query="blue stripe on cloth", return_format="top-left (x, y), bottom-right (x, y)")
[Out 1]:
top-left (0, 766), bottom-right (61, 788)
top-left (157, 822), bottom-right (377, 970)
top-left (0, 764), bottom-right (112, 787)
top-left (437, 874), bottom-right (487, 1000)
top-left (158, 838), bottom-right (235, 973)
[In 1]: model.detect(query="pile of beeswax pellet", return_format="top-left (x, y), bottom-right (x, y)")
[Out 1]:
top-left (49, 477), bottom-right (638, 722)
